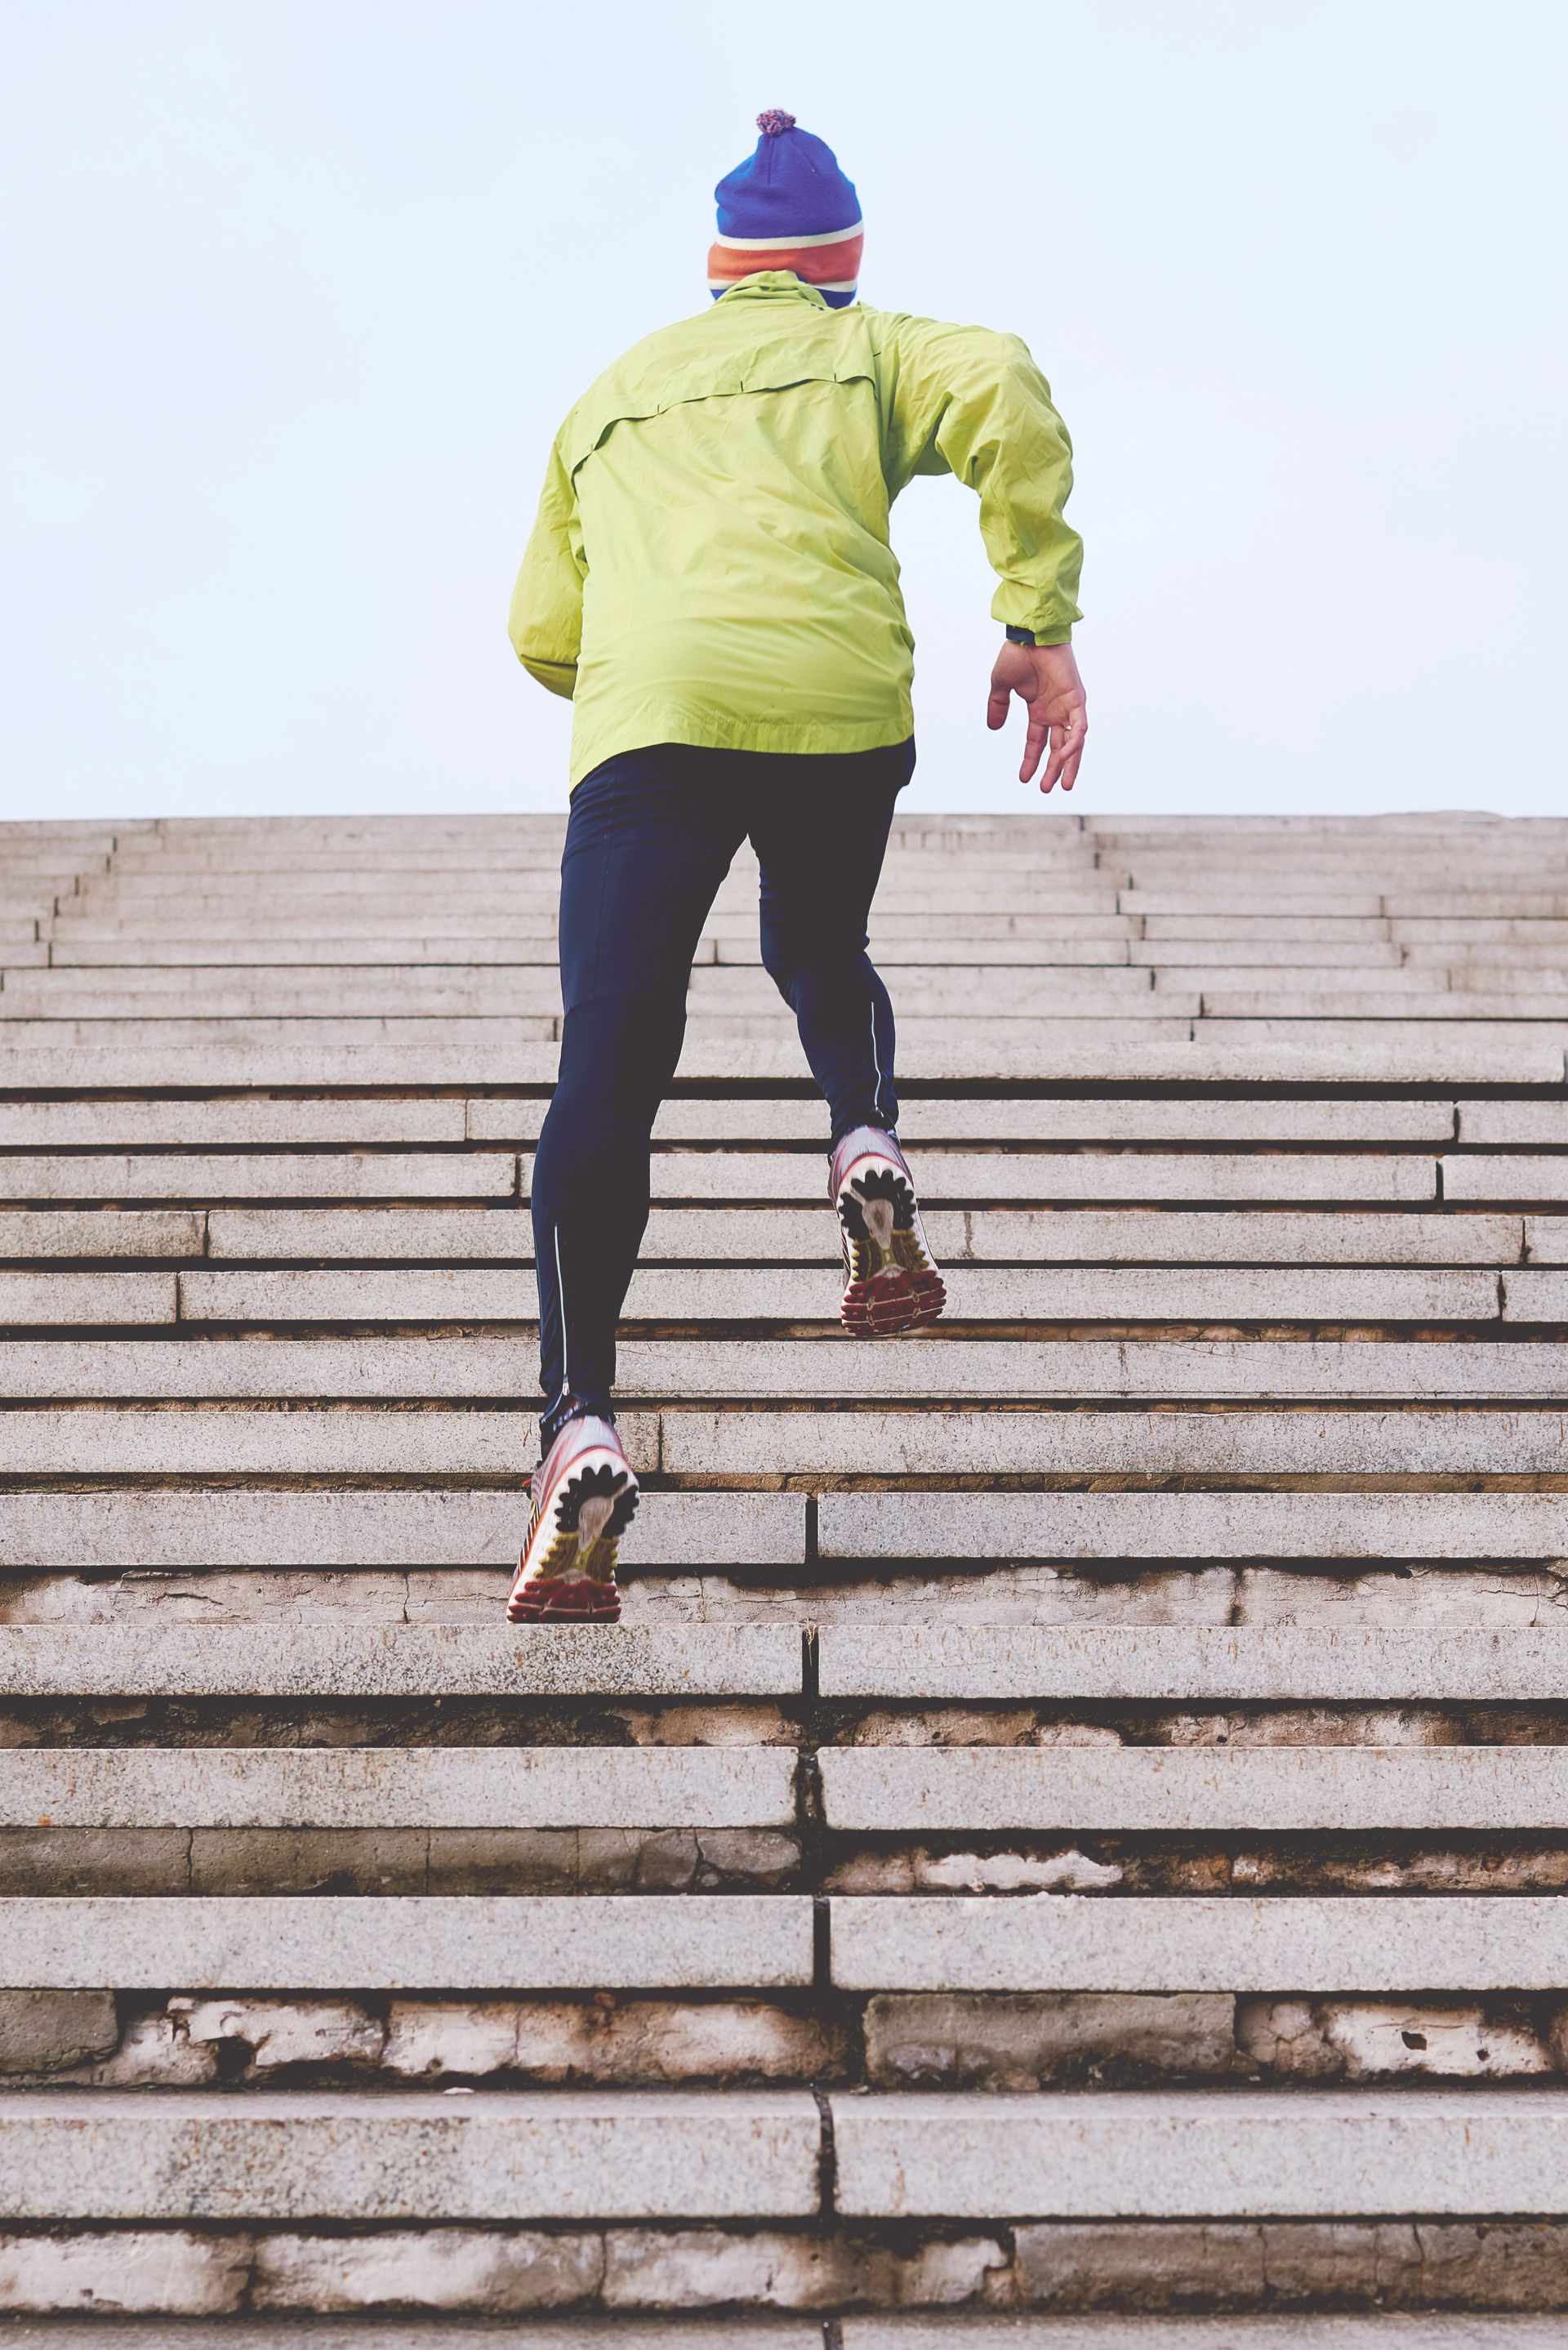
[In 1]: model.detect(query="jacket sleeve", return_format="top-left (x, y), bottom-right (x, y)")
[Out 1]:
top-left (871, 310), bottom-right (1083, 644)
top-left (507, 436), bottom-right (585, 698)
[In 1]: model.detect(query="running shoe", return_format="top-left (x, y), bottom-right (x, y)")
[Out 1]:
top-left (831, 1124), bottom-right (946, 1338)
top-left (508, 1412), bottom-right (639, 1624)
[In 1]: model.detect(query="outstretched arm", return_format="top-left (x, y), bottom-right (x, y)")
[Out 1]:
top-left (873, 311), bottom-right (1086, 790)
top-left (508, 439), bottom-right (585, 699)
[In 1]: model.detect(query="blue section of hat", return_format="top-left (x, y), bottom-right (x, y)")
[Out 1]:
top-left (714, 121), bottom-right (860, 243)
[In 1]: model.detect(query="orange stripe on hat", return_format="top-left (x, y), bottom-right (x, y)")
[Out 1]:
top-left (706, 230), bottom-right (864, 285)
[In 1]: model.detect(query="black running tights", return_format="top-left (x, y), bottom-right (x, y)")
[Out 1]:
top-left (530, 738), bottom-right (913, 1419)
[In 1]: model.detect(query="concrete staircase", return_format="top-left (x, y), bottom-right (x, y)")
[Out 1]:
top-left (0, 808), bottom-right (1566, 2342)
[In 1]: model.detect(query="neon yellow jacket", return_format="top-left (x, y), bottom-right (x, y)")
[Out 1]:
top-left (509, 273), bottom-right (1082, 787)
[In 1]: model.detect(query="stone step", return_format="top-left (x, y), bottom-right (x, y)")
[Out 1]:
top-left (0, 2323), bottom-right (824, 2349)
top-left (0, 1101), bottom-right (470, 1146)
top-left (195, 1209), bottom-right (1526, 1268)
top-left (3, 1891), bottom-right (1561, 1999)
top-left (0, 1211), bottom-right (203, 1258)
top-left (76, 876), bottom-right (1120, 912)
top-left (0, 1154), bottom-right (514, 1200)
top-left (1194, 1023), bottom-right (1568, 1067)
top-left (1446, 1157), bottom-right (1568, 1201)
top-left (1169, 967), bottom-right (1455, 992)
top-left (44, 934), bottom-right (612, 965)
top-left (2, 1339), bottom-right (1558, 1402)
top-left (0, 1896), bottom-right (813, 1991)
top-left (1437, 962), bottom-right (1568, 988)
top-left (0, 2089), bottom-right (821, 2221)
top-left (2, 980), bottom-right (569, 1019)
top-left (0, 1038), bottom-right (1557, 1085)
top-left (1206, 992), bottom-right (1568, 1021)
top-left (105, 849), bottom-right (575, 874)
top-left (0, 1095), bottom-right (1467, 1148)
top-left (845, 2325), bottom-right (1568, 2348)
top-left (815, 1622), bottom-right (1568, 1699)
top-left (817, 1490), bottom-right (1568, 1561)
top-left (829, 1894), bottom-right (1568, 1991)
top-left (817, 1746), bottom-right (1568, 1832)
top-left (0, 2327), bottom-right (1548, 2350)
top-left (1459, 1101), bottom-right (1568, 1142)
top-left (0, 1623), bottom-right (803, 1696)
top-left (1092, 823), bottom-right (1568, 837)
top-left (686, 966), bottom-right (1161, 1004)
top-left (67, 890), bottom-right (1121, 927)
top-left (10, 1621), bottom-right (1562, 1699)
top-left (1149, 915), bottom-right (1396, 939)
top-left (0, 1489), bottom-right (804, 1569)
top-left (661, 1100), bottom-right (1467, 1147)
top-left (0, 1270), bottom-right (175, 1324)
top-left (833, 2086), bottom-right (1568, 2219)
top-left (47, 906), bottom-right (1134, 942)
top-left (1508, 1269), bottom-right (1568, 1317)
top-left (47, 911), bottom-right (568, 940)
top-left (586, 1153), bottom-right (1442, 1203)
top-left (19, 961), bottom-right (1359, 1006)
top-left (1129, 891), bottom-right (1568, 917)
top-left (1133, 941), bottom-right (1407, 966)
top-left (0, 1749), bottom-right (798, 1829)
top-left (14, 1148), bottom-right (1549, 1217)
top-left (171, 1264), bottom-right (1505, 1324)
top-left (655, 1407), bottom-right (1566, 1478)
top-left (0, 1018), bottom-right (559, 1050)
top-left (1399, 916), bottom-right (1568, 942)
top-left (4, 1404), bottom-right (1561, 1478)
top-left (10, 2084), bottom-right (1563, 2231)
top-left (0, 1563), bottom-right (1220, 1626)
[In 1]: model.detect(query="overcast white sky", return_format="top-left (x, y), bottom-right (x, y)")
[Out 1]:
top-left (2, 0), bottom-right (1565, 822)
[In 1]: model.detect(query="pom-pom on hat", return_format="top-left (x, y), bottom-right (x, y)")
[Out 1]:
top-left (709, 112), bottom-right (862, 308)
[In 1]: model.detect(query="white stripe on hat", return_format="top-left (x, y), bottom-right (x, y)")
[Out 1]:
top-left (711, 219), bottom-right (863, 251)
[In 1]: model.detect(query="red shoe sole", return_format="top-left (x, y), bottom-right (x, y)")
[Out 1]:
top-left (841, 1267), bottom-right (947, 1338)
top-left (508, 1578), bottom-right (621, 1625)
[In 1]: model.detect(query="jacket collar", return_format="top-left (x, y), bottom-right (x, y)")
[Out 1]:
top-left (713, 270), bottom-right (835, 310)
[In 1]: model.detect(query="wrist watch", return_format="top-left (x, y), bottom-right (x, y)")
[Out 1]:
top-left (1004, 626), bottom-right (1037, 646)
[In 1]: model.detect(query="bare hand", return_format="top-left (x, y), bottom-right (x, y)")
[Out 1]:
top-left (987, 640), bottom-right (1088, 792)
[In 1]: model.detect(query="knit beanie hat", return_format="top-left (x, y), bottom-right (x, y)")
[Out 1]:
top-left (709, 111), bottom-right (862, 308)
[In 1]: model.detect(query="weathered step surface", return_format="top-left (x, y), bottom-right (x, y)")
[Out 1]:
top-left (0, 2321), bottom-right (822, 2340)
top-left (0, 1490), bottom-right (804, 1568)
top-left (833, 2087), bottom-right (1568, 2218)
top-left (818, 1746), bottom-right (1568, 1831)
top-left (829, 1895), bottom-right (1568, 1991)
top-left (0, 2327), bottom-right (823, 2350)
top-left (844, 2325), bottom-right (1568, 2348)
top-left (0, 1749), bottom-right (798, 1829)
top-left (6, 1402), bottom-right (1564, 1478)
top-left (599, 1151), bottom-right (1443, 1202)
top-left (4, 2084), bottom-right (1568, 2223)
top-left (1, 1619), bottom-right (1557, 1699)
top-left (0, 2325), bottom-right (1554, 2350)
top-left (817, 1492), bottom-right (1568, 1561)
top-left (2, 810), bottom-right (1566, 2324)
top-left (0, 1897), bottom-right (814, 1990)
top-left (814, 1622), bottom-right (1568, 1699)
top-left (0, 1092), bottom-right (1463, 1145)
top-left (188, 1206), bottom-right (1528, 1266)
top-left (0, 1622), bottom-right (804, 1696)
top-left (0, 2090), bottom-right (822, 2219)
top-left (169, 1263), bottom-right (1507, 1321)
top-left (2, 1336), bottom-right (1559, 1399)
